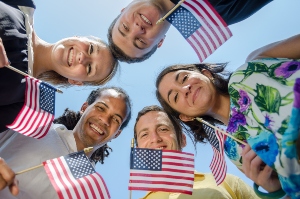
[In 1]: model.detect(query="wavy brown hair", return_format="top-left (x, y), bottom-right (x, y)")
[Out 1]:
top-left (155, 63), bottom-right (231, 145)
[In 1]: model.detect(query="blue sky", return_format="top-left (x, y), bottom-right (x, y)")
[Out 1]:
top-left (34, 0), bottom-right (300, 198)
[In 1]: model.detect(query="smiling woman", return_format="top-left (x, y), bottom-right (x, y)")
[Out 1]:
top-left (0, 0), bottom-right (118, 133)
top-left (155, 34), bottom-right (300, 198)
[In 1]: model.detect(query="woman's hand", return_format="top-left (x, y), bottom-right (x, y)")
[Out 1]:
top-left (241, 144), bottom-right (282, 193)
top-left (0, 38), bottom-right (9, 68)
top-left (0, 158), bottom-right (19, 196)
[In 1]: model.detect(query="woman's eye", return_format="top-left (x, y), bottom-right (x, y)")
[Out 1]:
top-left (89, 43), bottom-right (94, 55)
top-left (182, 74), bottom-right (188, 83)
top-left (174, 93), bottom-right (178, 103)
top-left (96, 105), bottom-right (104, 111)
top-left (87, 64), bottom-right (92, 75)
top-left (159, 128), bottom-right (168, 132)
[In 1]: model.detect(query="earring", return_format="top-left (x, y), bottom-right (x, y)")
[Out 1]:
top-left (210, 77), bottom-right (215, 83)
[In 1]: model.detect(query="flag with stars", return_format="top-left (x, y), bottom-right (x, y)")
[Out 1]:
top-left (166, 0), bottom-right (232, 62)
top-left (205, 126), bottom-right (227, 185)
top-left (7, 76), bottom-right (56, 139)
top-left (128, 148), bottom-right (195, 195)
top-left (43, 151), bottom-right (110, 199)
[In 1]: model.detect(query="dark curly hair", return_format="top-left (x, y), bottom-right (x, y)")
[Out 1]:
top-left (53, 86), bottom-right (132, 164)
top-left (155, 63), bottom-right (231, 146)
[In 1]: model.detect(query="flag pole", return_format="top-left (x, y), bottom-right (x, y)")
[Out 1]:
top-left (156, 0), bottom-right (185, 24)
top-left (194, 117), bottom-right (247, 145)
top-left (15, 147), bottom-right (94, 175)
top-left (5, 65), bottom-right (63, 94)
top-left (129, 138), bottom-right (134, 199)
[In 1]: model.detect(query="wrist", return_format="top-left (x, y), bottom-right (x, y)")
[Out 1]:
top-left (253, 183), bottom-right (286, 199)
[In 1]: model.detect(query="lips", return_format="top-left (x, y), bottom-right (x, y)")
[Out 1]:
top-left (192, 87), bottom-right (200, 105)
top-left (67, 47), bottom-right (74, 66)
top-left (140, 14), bottom-right (152, 26)
top-left (90, 123), bottom-right (105, 136)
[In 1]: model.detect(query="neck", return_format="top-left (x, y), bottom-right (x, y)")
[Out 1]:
top-left (210, 94), bottom-right (230, 125)
top-left (32, 31), bottom-right (54, 77)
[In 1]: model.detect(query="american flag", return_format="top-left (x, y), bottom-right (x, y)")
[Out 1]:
top-left (128, 148), bottom-right (195, 195)
top-left (43, 151), bottom-right (110, 199)
top-left (7, 76), bottom-right (55, 139)
top-left (167, 0), bottom-right (232, 62)
top-left (206, 126), bottom-right (227, 185)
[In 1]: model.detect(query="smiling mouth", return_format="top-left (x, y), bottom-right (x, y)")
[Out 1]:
top-left (155, 146), bottom-right (166, 150)
top-left (193, 88), bottom-right (200, 104)
top-left (67, 47), bottom-right (74, 66)
top-left (140, 14), bottom-right (152, 25)
top-left (90, 123), bottom-right (104, 135)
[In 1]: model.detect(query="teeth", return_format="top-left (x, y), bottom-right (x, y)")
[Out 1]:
top-left (90, 124), bottom-right (104, 135)
top-left (141, 14), bottom-right (152, 25)
top-left (68, 48), bottom-right (74, 66)
top-left (155, 147), bottom-right (165, 150)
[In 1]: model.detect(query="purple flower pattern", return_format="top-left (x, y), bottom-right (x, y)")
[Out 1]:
top-left (238, 90), bottom-right (251, 112)
top-left (227, 108), bottom-right (246, 133)
top-left (274, 61), bottom-right (300, 78)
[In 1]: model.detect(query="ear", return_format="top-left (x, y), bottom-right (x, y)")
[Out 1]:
top-left (201, 69), bottom-right (213, 79)
top-left (80, 102), bottom-right (89, 113)
top-left (113, 130), bottom-right (122, 139)
top-left (157, 36), bottom-right (166, 48)
top-left (181, 133), bottom-right (187, 148)
top-left (179, 114), bottom-right (194, 122)
top-left (68, 79), bottom-right (83, 86)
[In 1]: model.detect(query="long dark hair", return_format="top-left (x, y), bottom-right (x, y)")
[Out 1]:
top-left (53, 86), bottom-right (132, 164)
top-left (155, 63), bottom-right (231, 145)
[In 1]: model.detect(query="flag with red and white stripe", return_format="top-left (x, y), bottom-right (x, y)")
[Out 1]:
top-left (206, 128), bottom-right (227, 185)
top-left (128, 148), bottom-right (194, 195)
top-left (7, 76), bottom-right (55, 139)
top-left (44, 151), bottom-right (110, 199)
top-left (167, 0), bottom-right (232, 62)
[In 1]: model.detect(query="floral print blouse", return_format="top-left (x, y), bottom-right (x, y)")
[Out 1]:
top-left (224, 58), bottom-right (300, 198)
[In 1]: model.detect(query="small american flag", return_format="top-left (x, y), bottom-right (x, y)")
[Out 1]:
top-left (44, 151), bottom-right (110, 199)
top-left (7, 76), bottom-right (55, 139)
top-left (167, 0), bottom-right (232, 62)
top-left (206, 126), bottom-right (227, 185)
top-left (128, 148), bottom-right (195, 195)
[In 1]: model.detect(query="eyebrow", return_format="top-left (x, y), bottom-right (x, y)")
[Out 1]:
top-left (118, 26), bottom-right (145, 50)
top-left (96, 102), bottom-right (124, 122)
top-left (167, 73), bottom-right (180, 103)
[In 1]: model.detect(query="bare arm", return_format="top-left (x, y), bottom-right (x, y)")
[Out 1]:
top-left (246, 34), bottom-right (300, 62)
top-left (0, 38), bottom-right (9, 68)
top-left (0, 158), bottom-right (18, 196)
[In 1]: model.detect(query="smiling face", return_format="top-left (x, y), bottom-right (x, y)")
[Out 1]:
top-left (74, 89), bottom-right (129, 150)
top-left (135, 111), bottom-right (182, 150)
top-left (158, 70), bottom-right (217, 118)
top-left (51, 37), bottom-right (114, 85)
top-left (111, 1), bottom-right (170, 58)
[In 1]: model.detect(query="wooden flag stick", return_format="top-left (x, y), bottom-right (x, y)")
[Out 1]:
top-left (15, 147), bottom-right (94, 175)
top-left (129, 138), bottom-right (134, 199)
top-left (5, 65), bottom-right (63, 94)
top-left (156, 0), bottom-right (185, 24)
top-left (194, 117), bottom-right (247, 145)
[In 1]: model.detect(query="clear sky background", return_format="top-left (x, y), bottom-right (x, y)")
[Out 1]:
top-left (34, 0), bottom-right (300, 198)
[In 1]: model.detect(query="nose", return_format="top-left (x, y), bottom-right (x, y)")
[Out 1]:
top-left (150, 132), bottom-right (162, 143)
top-left (98, 114), bottom-right (110, 127)
top-left (181, 85), bottom-right (191, 98)
top-left (131, 22), bottom-right (145, 35)
top-left (78, 52), bottom-right (90, 65)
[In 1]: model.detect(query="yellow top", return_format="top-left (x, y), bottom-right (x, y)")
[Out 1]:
top-left (140, 172), bottom-right (259, 199)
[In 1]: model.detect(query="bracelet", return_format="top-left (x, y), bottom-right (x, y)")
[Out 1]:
top-left (253, 183), bottom-right (286, 199)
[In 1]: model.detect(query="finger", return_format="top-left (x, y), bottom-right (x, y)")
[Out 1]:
top-left (9, 179), bottom-right (19, 196)
top-left (241, 144), bottom-right (251, 156)
top-left (0, 158), bottom-right (15, 187)
top-left (0, 175), bottom-right (7, 191)
top-left (0, 38), bottom-right (9, 67)
top-left (242, 147), bottom-right (258, 172)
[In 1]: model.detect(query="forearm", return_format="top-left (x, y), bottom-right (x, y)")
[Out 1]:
top-left (246, 34), bottom-right (300, 62)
